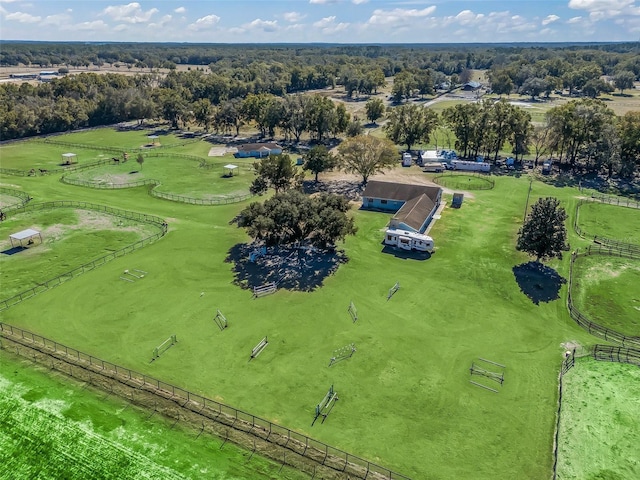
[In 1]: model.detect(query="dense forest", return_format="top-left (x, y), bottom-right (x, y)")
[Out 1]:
top-left (1, 42), bottom-right (639, 178)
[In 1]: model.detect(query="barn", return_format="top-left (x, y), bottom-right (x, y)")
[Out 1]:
top-left (234, 142), bottom-right (283, 158)
top-left (361, 180), bottom-right (442, 234)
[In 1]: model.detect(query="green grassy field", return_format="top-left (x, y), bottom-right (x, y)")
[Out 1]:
top-left (433, 173), bottom-right (494, 190)
top-left (0, 208), bottom-right (159, 300)
top-left (50, 128), bottom-right (189, 150)
top-left (571, 255), bottom-right (640, 336)
top-left (556, 357), bottom-right (640, 480)
top-left (0, 141), bottom-right (113, 170)
top-left (63, 155), bottom-right (253, 198)
top-left (0, 350), bottom-right (307, 480)
top-left (0, 130), bottom-right (635, 479)
top-left (576, 202), bottom-right (640, 244)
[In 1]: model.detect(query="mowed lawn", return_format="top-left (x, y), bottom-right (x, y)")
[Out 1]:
top-left (49, 128), bottom-right (192, 150)
top-left (64, 154), bottom-right (254, 199)
top-left (0, 146), bottom-right (599, 480)
top-left (576, 201), bottom-right (640, 244)
top-left (571, 255), bottom-right (640, 336)
top-left (556, 357), bottom-right (640, 480)
top-left (0, 141), bottom-right (112, 170)
top-left (0, 350), bottom-right (308, 480)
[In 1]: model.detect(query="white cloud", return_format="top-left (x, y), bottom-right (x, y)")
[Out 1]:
top-left (542, 14), bottom-right (560, 25)
top-left (148, 14), bottom-right (172, 29)
top-left (0, 0), bottom-right (22, 3)
top-left (244, 18), bottom-right (279, 32)
top-left (567, 16), bottom-right (583, 24)
top-left (313, 15), bottom-right (349, 33)
top-left (283, 11), bottom-right (306, 22)
top-left (352, 0), bottom-right (368, 4)
top-left (188, 14), bottom-right (220, 30)
top-left (569, 0), bottom-right (633, 10)
top-left (103, 2), bottom-right (158, 24)
top-left (75, 20), bottom-right (109, 31)
top-left (40, 13), bottom-right (72, 26)
top-left (5, 11), bottom-right (41, 23)
top-left (309, 0), bottom-right (339, 4)
top-left (174, 6), bottom-right (185, 14)
top-left (367, 6), bottom-right (436, 26)
top-left (454, 10), bottom-right (485, 26)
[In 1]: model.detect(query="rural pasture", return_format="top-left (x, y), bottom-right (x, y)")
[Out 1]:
top-left (1, 127), bottom-right (638, 479)
top-left (0, 350), bottom-right (307, 480)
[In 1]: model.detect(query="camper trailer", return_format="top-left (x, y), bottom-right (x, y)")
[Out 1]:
top-left (542, 160), bottom-right (553, 174)
top-left (451, 160), bottom-right (491, 172)
top-left (402, 152), bottom-right (412, 167)
top-left (384, 229), bottom-right (434, 252)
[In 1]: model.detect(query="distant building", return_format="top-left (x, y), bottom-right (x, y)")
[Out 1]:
top-left (234, 142), bottom-right (283, 158)
top-left (462, 81), bottom-right (482, 91)
top-left (362, 180), bottom-right (442, 234)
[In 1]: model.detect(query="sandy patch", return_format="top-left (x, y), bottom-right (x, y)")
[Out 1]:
top-left (208, 146), bottom-right (237, 157)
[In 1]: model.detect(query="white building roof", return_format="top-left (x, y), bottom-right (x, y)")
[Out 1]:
top-left (10, 228), bottom-right (40, 240)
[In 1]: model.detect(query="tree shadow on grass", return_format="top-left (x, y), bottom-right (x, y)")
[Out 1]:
top-left (225, 243), bottom-right (348, 292)
top-left (512, 261), bottom-right (567, 305)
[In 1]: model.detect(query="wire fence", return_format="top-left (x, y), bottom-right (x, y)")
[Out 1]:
top-left (0, 322), bottom-right (412, 480)
top-left (567, 248), bottom-right (640, 349)
top-left (590, 193), bottom-right (640, 209)
top-left (0, 201), bottom-right (168, 312)
top-left (573, 198), bottom-right (640, 252)
top-left (432, 173), bottom-right (495, 190)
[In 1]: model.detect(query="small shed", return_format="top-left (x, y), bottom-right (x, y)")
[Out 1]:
top-left (223, 164), bottom-right (239, 177)
top-left (61, 152), bottom-right (77, 165)
top-left (9, 228), bottom-right (42, 247)
top-left (451, 193), bottom-right (464, 208)
top-left (402, 152), bottom-right (412, 167)
top-left (147, 135), bottom-right (160, 146)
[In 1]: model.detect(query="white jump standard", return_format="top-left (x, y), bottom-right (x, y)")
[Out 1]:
top-left (469, 358), bottom-right (506, 393)
top-left (348, 301), bottom-right (358, 322)
top-left (387, 281), bottom-right (400, 301)
top-left (151, 335), bottom-right (177, 362)
top-left (329, 344), bottom-right (356, 367)
top-left (312, 385), bottom-right (339, 426)
top-left (249, 336), bottom-right (268, 360)
top-left (213, 309), bottom-right (228, 330)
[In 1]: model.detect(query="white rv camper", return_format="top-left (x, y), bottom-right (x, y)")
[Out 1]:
top-left (450, 160), bottom-right (491, 172)
top-left (384, 229), bottom-right (434, 252)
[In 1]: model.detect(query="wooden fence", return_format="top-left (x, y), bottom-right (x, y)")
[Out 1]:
top-left (0, 322), bottom-right (412, 480)
top-left (567, 248), bottom-right (640, 349)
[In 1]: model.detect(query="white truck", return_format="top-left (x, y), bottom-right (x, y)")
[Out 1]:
top-left (451, 160), bottom-right (491, 172)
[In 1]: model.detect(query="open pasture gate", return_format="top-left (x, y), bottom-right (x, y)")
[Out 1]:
top-left (469, 358), bottom-right (505, 393)
top-left (312, 385), bottom-right (338, 426)
top-left (213, 309), bottom-right (228, 331)
top-left (151, 334), bottom-right (177, 362)
top-left (329, 343), bottom-right (356, 367)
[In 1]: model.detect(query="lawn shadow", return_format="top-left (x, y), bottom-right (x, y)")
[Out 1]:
top-left (512, 261), bottom-right (566, 305)
top-left (381, 245), bottom-right (432, 261)
top-left (225, 243), bottom-right (348, 292)
top-left (1, 246), bottom-right (27, 256)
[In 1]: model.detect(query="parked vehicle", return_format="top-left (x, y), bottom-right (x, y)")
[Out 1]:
top-left (384, 229), bottom-right (434, 252)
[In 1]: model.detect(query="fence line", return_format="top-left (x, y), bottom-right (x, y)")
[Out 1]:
top-left (0, 187), bottom-right (32, 212)
top-left (590, 193), bottom-right (640, 209)
top-left (432, 173), bottom-right (495, 190)
top-left (567, 248), bottom-right (640, 349)
top-left (0, 201), bottom-right (168, 312)
top-left (573, 199), bottom-right (640, 252)
top-left (0, 322), bottom-right (412, 480)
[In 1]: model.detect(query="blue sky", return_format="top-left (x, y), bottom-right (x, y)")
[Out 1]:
top-left (1, 1), bottom-right (639, 43)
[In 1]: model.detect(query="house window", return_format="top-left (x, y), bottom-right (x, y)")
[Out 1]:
top-left (387, 235), bottom-right (393, 241)
top-left (381, 199), bottom-right (388, 204)
top-left (367, 197), bottom-right (373, 203)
